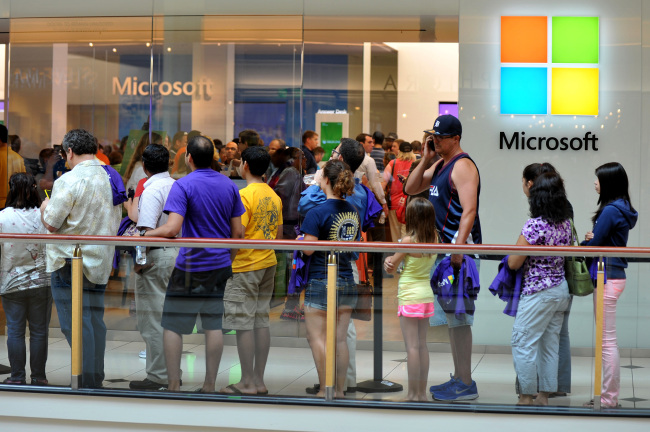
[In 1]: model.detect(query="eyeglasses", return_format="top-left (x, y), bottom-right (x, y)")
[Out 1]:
top-left (432, 134), bottom-right (455, 141)
top-left (331, 149), bottom-right (340, 159)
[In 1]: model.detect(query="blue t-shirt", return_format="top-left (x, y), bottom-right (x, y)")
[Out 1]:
top-left (164, 168), bottom-right (245, 272)
top-left (301, 199), bottom-right (360, 280)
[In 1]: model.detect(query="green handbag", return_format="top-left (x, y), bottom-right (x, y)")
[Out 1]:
top-left (564, 219), bottom-right (594, 296)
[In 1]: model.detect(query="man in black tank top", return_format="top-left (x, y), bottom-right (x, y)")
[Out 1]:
top-left (404, 115), bottom-right (481, 401)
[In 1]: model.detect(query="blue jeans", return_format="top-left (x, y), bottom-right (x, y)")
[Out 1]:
top-left (1, 287), bottom-right (52, 382)
top-left (515, 295), bottom-right (572, 394)
top-left (51, 264), bottom-right (107, 388)
top-left (511, 281), bottom-right (571, 395)
top-left (557, 296), bottom-right (572, 393)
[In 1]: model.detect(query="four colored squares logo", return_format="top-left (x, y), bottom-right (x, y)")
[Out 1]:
top-left (500, 16), bottom-right (599, 116)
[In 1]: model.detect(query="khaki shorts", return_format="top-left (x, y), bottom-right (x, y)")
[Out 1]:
top-left (223, 266), bottom-right (276, 330)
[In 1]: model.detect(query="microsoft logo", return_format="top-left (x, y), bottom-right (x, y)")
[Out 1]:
top-left (500, 16), bottom-right (599, 116)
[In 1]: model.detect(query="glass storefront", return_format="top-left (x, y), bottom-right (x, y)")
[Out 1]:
top-left (0, 0), bottom-right (649, 423)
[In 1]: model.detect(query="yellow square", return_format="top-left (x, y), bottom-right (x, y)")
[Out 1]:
top-left (551, 68), bottom-right (599, 115)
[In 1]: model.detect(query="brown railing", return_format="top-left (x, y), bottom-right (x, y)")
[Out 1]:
top-left (1, 233), bottom-right (646, 410)
top-left (0, 233), bottom-right (647, 257)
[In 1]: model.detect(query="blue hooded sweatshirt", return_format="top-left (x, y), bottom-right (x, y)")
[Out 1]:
top-left (580, 199), bottom-right (638, 279)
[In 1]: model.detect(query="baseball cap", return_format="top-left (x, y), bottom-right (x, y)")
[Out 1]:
top-left (399, 142), bottom-right (413, 153)
top-left (424, 115), bottom-right (462, 137)
top-left (386, 132), bottom-right (398, 141)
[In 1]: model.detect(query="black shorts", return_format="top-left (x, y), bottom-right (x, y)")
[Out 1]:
top-left (161, 266), bottom-right (232, 335)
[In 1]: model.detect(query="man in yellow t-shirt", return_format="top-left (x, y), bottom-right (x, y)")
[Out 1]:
top-left (0, 125), bottom-right (26, 208)
top-left (221, 146), bottom-right (282, 396)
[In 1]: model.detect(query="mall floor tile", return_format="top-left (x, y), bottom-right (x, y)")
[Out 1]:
top-left (1, 334), bottom-right (650, 411)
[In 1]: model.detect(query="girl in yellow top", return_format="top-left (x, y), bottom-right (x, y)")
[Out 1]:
top-left (384, 198), bottom-right (438, 401)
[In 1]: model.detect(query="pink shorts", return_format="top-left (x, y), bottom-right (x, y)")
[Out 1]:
top-left (397, 303), bottom-right (435, 318)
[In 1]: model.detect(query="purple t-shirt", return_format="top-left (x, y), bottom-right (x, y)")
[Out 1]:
top-left (521, 217), bottom-right (571, 295)
top-left (164, 168), bottom-right (245, 272)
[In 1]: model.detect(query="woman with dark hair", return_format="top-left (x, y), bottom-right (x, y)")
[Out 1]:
top-left (301, 159), bottom-right (360, 398)
top-left (276, 147), bottom-right (309, 321)
top-left (581, 162), bottom-right (637, 408)
top-left (518, 162), bottom-right (573, 398)
top-left (508, 171), bottom-right (572, 406)
top-left (0, 173), bottom-right (51, 385)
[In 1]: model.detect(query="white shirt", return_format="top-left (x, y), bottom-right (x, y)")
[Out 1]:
top-left (354, 153), bottom-right (387, 205)
top-left (44, 160), bottom-right (122, 284)
top-left (137, 171), bottom-right (175, 230)
top-left (0, 207), bottom-right (49, 294)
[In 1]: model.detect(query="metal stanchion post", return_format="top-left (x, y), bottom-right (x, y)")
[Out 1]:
top-left (356, 251), bottom-right (402, 393)
top-left (593, 256), bottom-right (605, 410)
top-left (325, 252), bottom-right (338, 401)
top-left (71, 245), bottom-right (83, 390)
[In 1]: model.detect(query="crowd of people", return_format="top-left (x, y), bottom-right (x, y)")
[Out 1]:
top-left (0, 117), bottom-right (637, 410)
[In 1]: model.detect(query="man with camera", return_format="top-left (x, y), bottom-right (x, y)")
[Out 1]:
top-left (41, 128), bottom-right (122, 388)
top-left (404, 115), bottom-right (482, 401)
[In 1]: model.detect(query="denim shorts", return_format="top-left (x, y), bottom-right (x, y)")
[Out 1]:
top-left (304, 278), bottom-right (357, 311)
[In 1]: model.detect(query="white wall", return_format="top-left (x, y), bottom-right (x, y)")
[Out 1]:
top-left (388, 43), bottom-right (459, 142)
top-left (459, 0), bottom-right (648, 348)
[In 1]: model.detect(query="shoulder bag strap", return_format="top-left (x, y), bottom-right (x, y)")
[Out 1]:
top-left (569, 218), bottom-right (579, 246)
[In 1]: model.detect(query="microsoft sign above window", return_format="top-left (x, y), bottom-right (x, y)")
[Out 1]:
top-left (500, 16), bottom-right (599, 116)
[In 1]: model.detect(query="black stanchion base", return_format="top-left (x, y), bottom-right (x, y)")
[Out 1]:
top-left (355, 379), bottom-right (403, 393)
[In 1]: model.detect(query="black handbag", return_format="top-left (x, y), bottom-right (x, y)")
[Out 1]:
top-left (564, 219), bottom-right (594, 297)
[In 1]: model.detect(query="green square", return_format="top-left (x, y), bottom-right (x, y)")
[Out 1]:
top-left (552, 17), bottom-right (599, 63)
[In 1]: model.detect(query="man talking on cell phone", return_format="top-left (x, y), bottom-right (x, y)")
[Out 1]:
top-left (404, 115), bottom-right (482, 402)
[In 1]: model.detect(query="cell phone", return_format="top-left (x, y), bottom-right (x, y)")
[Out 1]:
top-left (127, 188), bottom-right (135, 199)
top-left (424, 134), bottom-right (434, 151)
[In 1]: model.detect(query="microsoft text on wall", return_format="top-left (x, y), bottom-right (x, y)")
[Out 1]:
top-left (499, 16), bottom-right (600, 151)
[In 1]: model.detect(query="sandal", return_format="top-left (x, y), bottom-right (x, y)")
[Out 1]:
top-left (218, 384), bottom-right (256, 395)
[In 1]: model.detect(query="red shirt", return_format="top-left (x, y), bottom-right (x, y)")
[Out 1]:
top-left (134, 177), bottom-right (147, 198)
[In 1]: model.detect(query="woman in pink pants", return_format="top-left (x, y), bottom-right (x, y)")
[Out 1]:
top-left (581, 162), bottom-right (638, 408)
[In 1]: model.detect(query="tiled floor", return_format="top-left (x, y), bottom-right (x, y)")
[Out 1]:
top-left (1, 335), bottom-right (649, 411)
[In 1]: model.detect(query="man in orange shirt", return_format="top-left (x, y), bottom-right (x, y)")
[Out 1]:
top-left (0, 125), bottom-right (26, 209)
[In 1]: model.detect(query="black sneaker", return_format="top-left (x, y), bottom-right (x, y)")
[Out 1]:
top-left (129, 378), bottom-right (168, 391)
top-left (31, 378), bottom-right (49, 386)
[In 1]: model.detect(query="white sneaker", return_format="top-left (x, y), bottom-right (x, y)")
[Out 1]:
top-left (139, 350), bottom-right (146, 359)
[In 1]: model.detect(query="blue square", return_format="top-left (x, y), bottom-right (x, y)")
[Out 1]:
top-left (501, 67), bottom-right (547, 114)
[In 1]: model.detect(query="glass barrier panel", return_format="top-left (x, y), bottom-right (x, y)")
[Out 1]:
top-left (2, 236), bottom-right (650, 415)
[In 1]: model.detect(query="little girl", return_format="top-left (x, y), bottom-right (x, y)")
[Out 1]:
top-left (384, 197), bottom-right (438, 401)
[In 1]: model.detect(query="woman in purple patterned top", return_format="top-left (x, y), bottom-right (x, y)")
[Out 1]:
top-left (507, 171), bottom-right (572, 406)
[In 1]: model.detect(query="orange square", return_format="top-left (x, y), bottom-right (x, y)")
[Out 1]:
top-left (501, 16), bottom-right (547, 63)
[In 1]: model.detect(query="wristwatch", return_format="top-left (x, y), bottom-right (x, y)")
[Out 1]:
top-left (139, 230), bottom-right (147, 237)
